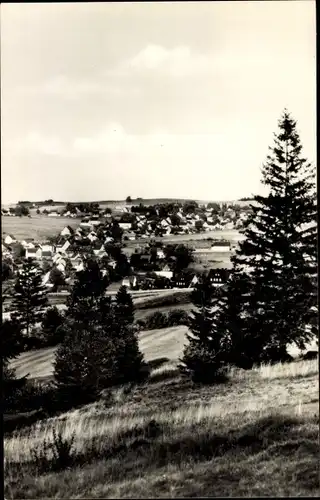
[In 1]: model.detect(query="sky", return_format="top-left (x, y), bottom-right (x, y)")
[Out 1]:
top-left (1, 1), bottom-right (316, 204)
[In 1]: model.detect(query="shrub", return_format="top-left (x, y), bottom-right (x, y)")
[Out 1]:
top-left (31, 428), bottom-right (76, 473)
top-left (167, 309), bottom-right (190, 326)
top-left (144, 311), bottom-right (168, 330)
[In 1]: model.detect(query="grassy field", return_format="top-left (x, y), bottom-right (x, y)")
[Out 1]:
top-left (5, 347), bottom-right (319, 498)
top-left (1, 216), bottom-right (79, 241)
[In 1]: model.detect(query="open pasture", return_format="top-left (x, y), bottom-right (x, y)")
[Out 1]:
top-left (1, 216), bottom-right (79, 241)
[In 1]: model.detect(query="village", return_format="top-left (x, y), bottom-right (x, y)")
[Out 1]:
top-left (2, 200), bottom-right (251, 299)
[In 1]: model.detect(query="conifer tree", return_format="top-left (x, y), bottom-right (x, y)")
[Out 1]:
top-left (55, 262), bottom-right (146, 402)
top-left (115, 285), bottom-right (134, 325)
top-left (66, 258), bottom-right (110, 326)
top-left (179, 276), bottom-right (230, 383)
top-left (230, 110), bottom-right (317, 362)
top-left (11, 258), bottom-right (48, 337)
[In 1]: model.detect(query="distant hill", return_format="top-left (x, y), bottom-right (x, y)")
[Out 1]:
top-left (3, 197), bottom-right (257, 210)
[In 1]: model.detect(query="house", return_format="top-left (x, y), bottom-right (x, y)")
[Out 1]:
top-left (155, 270), bottom-right (173, 280)
top-left (173, 275), bottom-right (189, 288)
top-left (60, 226), bottom-right (73, 237)
top-left (42, 271), bottom-right (54, 288)
top-left (48, 211), bottom-right (60, 217)
top-left (122, 277), bottom-right (131, 288)
top-left (189, 274), bottom-right (199, 287)
top-left (59, 240), bottom-right (71, 254)
top-left (25, 247), bottom-right (39, 260)
top-left (41, 244), bottom-right (55, 254)
top-left (74, 262), bottom-right (84, 272)
top-left (156, 249), bottom-right (165, 259)
top-left (119, 222), bottom-right (132, 231)
top-left (88, 231), bottom-right (98, 242)
top-left (210, 241), bottom-right (231, 252)
top-left (108, 259), bottom-right (117, 269)
top-left (4, 234), bottom-right (16, 245)
top-left (208, 268), bottom-right (230, 285)
top-left (89, 219), bottom-right (102, 227)
top-left (161, 219), bottom-right (169, 228)
top-left (56, 261), bottom-right (66, 273)
top-left (140, 255), bottom-right (152, 267)
top-left (21, 240), bottom-right (35, 250)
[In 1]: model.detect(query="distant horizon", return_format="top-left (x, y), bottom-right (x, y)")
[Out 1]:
top-left (2, 195), bottom-right (256, 208)
top-left (2, 2), bottom-right (315, 205)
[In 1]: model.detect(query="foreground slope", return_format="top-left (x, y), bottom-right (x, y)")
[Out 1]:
top-left (4, 357), bottom-right (319, 498)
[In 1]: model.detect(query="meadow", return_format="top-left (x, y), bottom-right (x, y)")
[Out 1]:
top-left (1, 216), bottom-right (79, 241)
top-left (5, 346), bottom-right (319, 498)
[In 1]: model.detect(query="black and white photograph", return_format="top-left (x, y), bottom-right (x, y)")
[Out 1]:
top-left (2, 1), bottom-right (318, 498)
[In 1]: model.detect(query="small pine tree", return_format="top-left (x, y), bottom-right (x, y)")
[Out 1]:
top-left (179, 276), bottom-right (230, 383)
top-left (2, 319), bottom-right (28, 409)
top-left (41, 306), bottom-right (64, 346)
top-left (66, 258), bottom-right (110, 326)
top-left (115, 285), bottom-right (134, 325)
top-left (11, 258), bottom-right (48, 337)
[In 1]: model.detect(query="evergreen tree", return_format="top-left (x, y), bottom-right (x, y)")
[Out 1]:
top-left (230, 110), bottom-right (317, 363)
top-left (66, 258), bottom-right (110, 326)
top-left (2, 319), bottom-right (28, 408)
top-left (115, 285), bottom-right (134, 325)
top-left (55, 261), bottom-right (146, 402)
top-left (11, 258), bottom-right (48, 337)
top-left (179, 276), bottom-right (230, 383)
top-left (41, 306), bottom-right (64, 346)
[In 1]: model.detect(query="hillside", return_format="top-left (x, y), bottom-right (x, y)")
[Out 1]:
top-left (5, 349), bottom-right (319, 498)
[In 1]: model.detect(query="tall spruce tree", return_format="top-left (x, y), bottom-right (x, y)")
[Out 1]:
top-left (179, 275), bottom-right (230, 383)
top-left (11, 258), bottom-right (48, 337)
top-left (229, 110), bottom-right (317, 363)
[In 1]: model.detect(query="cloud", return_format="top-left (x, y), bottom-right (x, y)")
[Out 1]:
top-left (108, 44), bottom-right (210, 78)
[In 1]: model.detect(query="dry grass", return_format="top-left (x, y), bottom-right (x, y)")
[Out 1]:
top-left (4, 354), bottom-right (319, 498)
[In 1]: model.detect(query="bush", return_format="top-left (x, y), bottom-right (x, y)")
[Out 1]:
top-left (31, 428), bottom-right (76, 473)
top-left (167, 309), bottom-right (190, 326)
top-left (144, 311), bottom-right (168, 330)
top-left (54, 321), bottom-right (147, 405)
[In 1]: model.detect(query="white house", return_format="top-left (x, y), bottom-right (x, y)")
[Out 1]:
top-left (25, 247), bottom-right (39, 260)
top-left (60, 226), bottom-right (73, 237)
top-left (119, 222), bottom-right (131, 231)
top-left (21, 240), bottom-right (35, 250)
top-left (4, 234), bottom-right (16, 245)
top-left (88, 231), bottom-right (98, 242)
top-left (155, 270), bottom-right (173, 279)
top-left (56, 261), bottom-right (66, 273)
top-left (189, 275), bottom-right (199, 287)
top-left (48, 211), bottom-right (60, 217)
top-left (61, 240), bottom-right (71, 253)
top-left (210, 242), bottom-right (231, 253)
top-left (104, 237), bottom-right (114, 244)
top-left (42, 271), bottom-right (52, 287)
top-left (122, 277), bottom-right (131, 287)
top-left (157, 249), bottom-right (165, 259)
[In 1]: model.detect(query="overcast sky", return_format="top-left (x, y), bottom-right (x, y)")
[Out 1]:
top-left (1, 1), bottom-right (316, 204)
